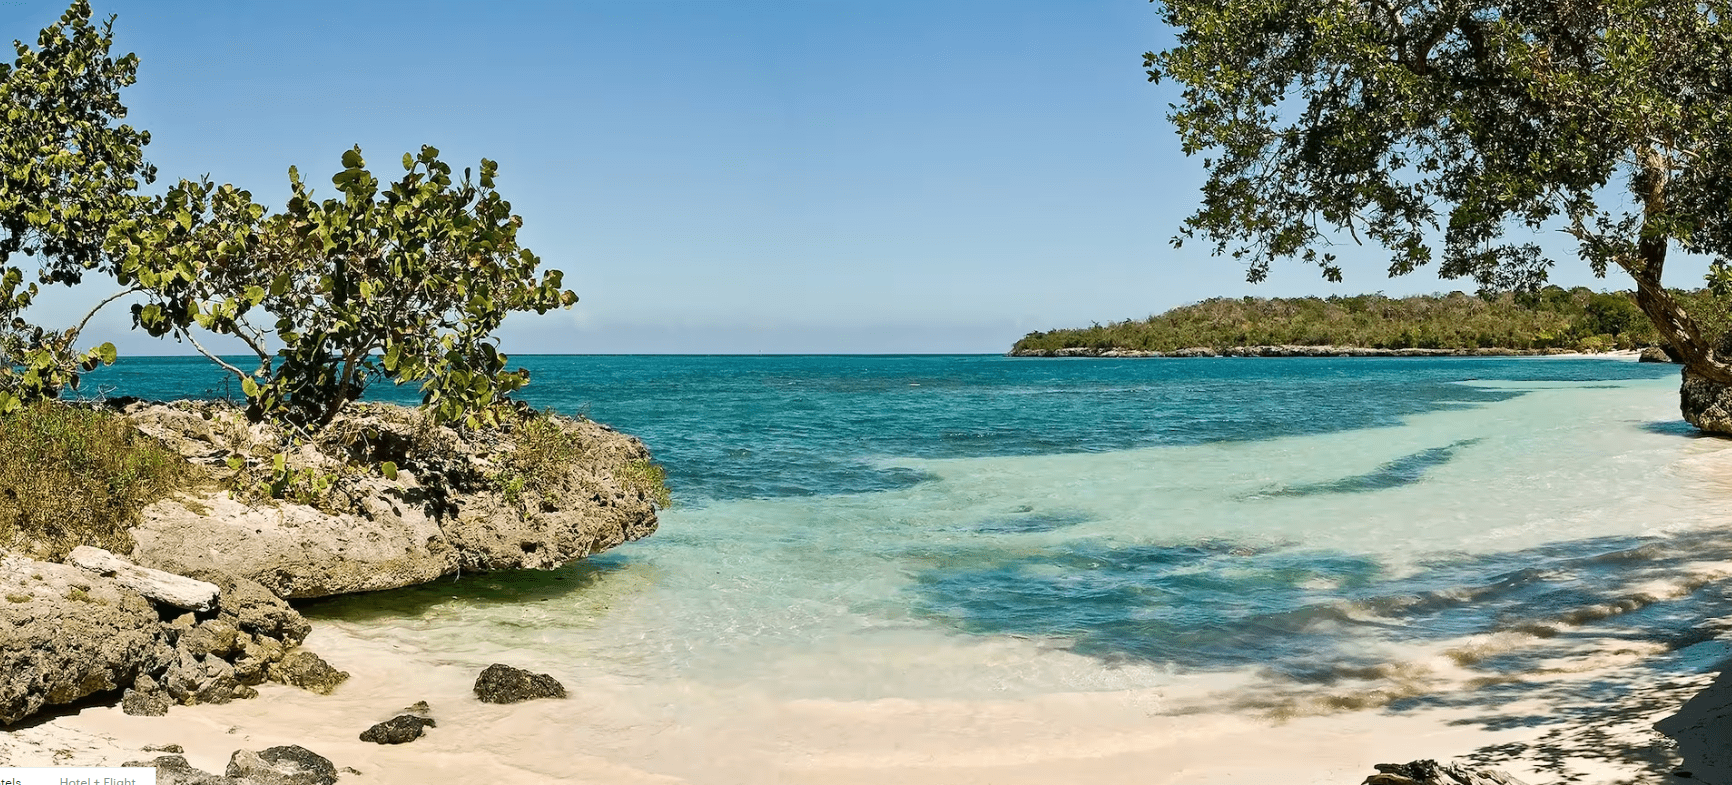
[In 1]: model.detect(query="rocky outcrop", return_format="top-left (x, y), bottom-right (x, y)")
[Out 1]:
top-left (3, 549), bottom-right (339, 726)
top-left (1361, 760), bottom-right (1527, 785)
top-left (473, 663), bottom-right (566, 704)
top-left (1010, 345), bottom-right (1593, 358)
top-left (120, 400), bottom-right (660, 599)
top-left (1681, 367), bottom-right (1732, 435)
top-left (1655, 667), bottom-right (1732, 784)
top-left (0, 553), bottom-right (176, 725)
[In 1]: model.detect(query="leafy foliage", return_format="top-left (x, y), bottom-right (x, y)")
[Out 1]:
top-left (1147, 0), bottom-right (1732, 379)
top-left (1013, 288), bottom-right (1664, 352)
top-left (115, 146), bottom-right (578, 431)
top-left (0, 0), bottom-right (146, 410)
top-left (0, 399), bottom-right (191, 560)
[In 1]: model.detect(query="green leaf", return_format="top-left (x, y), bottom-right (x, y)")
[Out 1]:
top-left (96, 342), bottom-right (116, 364)
top-left (381, 461), bottom-right (398, 481)
top-left (241, 376), bottom-right (261, 398)
top-left (244, 285), bottom-right (266, 305)
top-left (272, 452), bottom-right (285, 475)
top-left (270, 272), bottom-right (291, 296)
top-left (403, 152), bottom-right (414, 171)
top-left (342, 147), bottom-right (364, 169)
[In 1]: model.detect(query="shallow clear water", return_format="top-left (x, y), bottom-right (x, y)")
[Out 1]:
top-left (83, 355), bottom-right (1732, 707)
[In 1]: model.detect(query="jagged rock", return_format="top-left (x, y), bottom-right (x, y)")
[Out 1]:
top-left (67, 546), bottom-right (220, 612)
top-left (268, 650), bottom-right (349, 695)
top-left (122, 674), bottom-right (171, 716)
top-left (232, 634), bottom-right (286, 686)
top-left (359, 713), bottom-right (436, 744)
top-left (187, 571), bottom-right (310, 645)
top-left (1681, 367), bottom-right (1732, 435)
top-left (193, 657), bottom-right (244, 705)
top-left (179, 619), bottom-right (242, 658)
top-left (473, 663), bottom-right (566, 704)
top-left (0, 554), bottom-right (175, 725)
top-left (1655, 667), bottom-right (1732, 785)
top-left (122, 401), bottom-right (659, 599)
top-left (227, 745), bottom-right (337, 785)
top-left (1362, 760), bottom-right (1528, 785)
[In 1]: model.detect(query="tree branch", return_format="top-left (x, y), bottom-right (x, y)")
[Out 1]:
top-left (68, 286), bottom-right (141, 345)
top-left (177, 327), bottom-right (250, 381)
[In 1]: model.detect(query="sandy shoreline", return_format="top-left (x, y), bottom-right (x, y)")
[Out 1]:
top-left (3, 614), bottom-right (1725, 784)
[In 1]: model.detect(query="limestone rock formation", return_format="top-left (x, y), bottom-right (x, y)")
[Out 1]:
top-left (1681, 367), bottom-right (1732, 435)
top-left (121, 400), bottom-right (660, 599)
top-left (121, 674), bottom-right (171, 716)
top-left (473, 663), bottom-right (566, 704)
top-left (0, 553), bottom-right (175, 725)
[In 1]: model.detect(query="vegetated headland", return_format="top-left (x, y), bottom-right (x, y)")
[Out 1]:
top-left (1010, 287), bottom-right (1728, 357)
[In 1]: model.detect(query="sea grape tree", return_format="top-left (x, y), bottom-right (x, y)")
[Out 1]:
top-left (1147, 0), bottom-right (1732, 382)
top-left (114, 145), bottom-right (577, 430)
top-left (0, 0), bottom-right (149, 409)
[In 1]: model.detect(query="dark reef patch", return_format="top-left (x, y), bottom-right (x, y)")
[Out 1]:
top-left (1267, 438), bottom-right (1482, 497)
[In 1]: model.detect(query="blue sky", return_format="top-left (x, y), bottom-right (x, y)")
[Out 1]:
top-left (2, 0), bottom-right (1673, 354)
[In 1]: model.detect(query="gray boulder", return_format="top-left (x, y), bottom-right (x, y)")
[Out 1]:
top-left (473, 663), bottom-right (566, 704)
top-left (0, 554), bottom-right (174, 725)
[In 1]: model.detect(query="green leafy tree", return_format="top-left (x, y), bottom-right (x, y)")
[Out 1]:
top-left (0, 0), bottom-right (147, 410)
top-left (113, 145), bottom-right (577, 430)
top-left (1147, 0), bottom-right (1732, 381)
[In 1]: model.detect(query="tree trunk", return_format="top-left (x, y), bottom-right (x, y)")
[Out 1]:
top-left (1625, 154), bottom-right (1732, 386)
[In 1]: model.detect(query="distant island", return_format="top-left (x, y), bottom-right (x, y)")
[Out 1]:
top-left (1011, 287), bottom-right (1726, 357)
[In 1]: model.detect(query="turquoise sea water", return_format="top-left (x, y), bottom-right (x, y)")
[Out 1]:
top-left (83, 355), bottom-right (1732, 710)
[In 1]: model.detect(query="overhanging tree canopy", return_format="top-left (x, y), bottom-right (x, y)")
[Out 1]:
top-left (1147, 0), bottom-right (1732, 381)
top-left (0, 0), bottom-right (147, 407)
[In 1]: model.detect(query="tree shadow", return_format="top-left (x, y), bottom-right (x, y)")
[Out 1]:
top-left (296, 553), bottom-right (649, 622)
